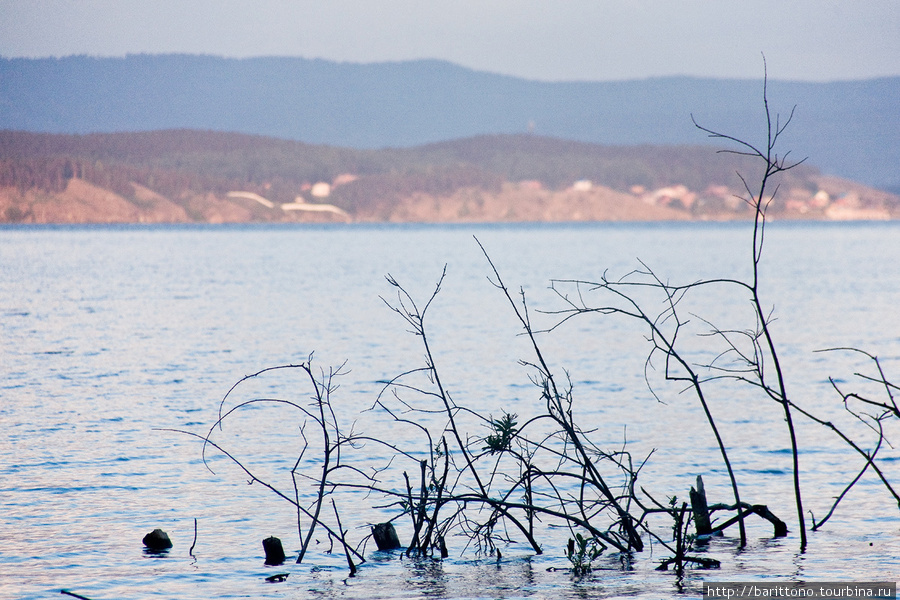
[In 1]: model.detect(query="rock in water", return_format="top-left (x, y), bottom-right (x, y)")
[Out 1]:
top-left (142, 529), bottom-right (173, 550)
top-left (263, 536), bottom-right (286, 565)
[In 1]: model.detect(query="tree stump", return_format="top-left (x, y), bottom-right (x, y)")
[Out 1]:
top-left (689, 475), bottom-right (713, 536)
top-left (372, 522), bottom-right (401, 551)
top-left (263, 536), bottom-right (286, 565)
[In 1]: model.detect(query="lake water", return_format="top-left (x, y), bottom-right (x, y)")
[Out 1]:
top-left (1, 222), bottom-right (899, 599)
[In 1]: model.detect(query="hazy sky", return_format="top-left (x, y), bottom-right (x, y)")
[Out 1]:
top-left (1, 0), bottom-right (898, 81)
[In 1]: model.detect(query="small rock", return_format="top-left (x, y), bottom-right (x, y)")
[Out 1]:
top-left (142, 529), bottom-right (173, 551)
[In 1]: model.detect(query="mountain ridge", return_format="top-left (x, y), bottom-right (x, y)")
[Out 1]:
top-left (2, 54), bottom-right (898, 191)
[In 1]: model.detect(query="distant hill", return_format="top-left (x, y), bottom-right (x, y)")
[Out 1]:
top-left (2, 130), bottom-right (897, 224)
top-left (1, 55), bottom-right (898, 192)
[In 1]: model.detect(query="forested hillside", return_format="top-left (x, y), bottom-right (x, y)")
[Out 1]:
top-left (1, 130), bottom-right (897, 224)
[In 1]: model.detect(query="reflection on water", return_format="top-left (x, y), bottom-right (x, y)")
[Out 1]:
top-left (1, 222), bottom-right (899, 600)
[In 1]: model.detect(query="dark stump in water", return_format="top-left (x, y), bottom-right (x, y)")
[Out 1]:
top-left (263, 536), bottom-right (286, 565)
top-left (372, 522), bottom-right (401, 551)
top-left (142, 529), bottom-right (173, 551)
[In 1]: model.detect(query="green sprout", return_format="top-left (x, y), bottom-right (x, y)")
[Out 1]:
top-left (482, 412), bottom-right (518, 454)
top-left (566, 533), bottom-right (604, 575)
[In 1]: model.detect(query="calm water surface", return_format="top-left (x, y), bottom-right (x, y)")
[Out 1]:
top-left (1, 222), bottom-right (899, 599)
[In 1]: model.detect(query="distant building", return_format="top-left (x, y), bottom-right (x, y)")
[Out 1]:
top-left (649, 185), bottom-right (696, 209)
top-left (310, 182), bottom-right (331, 198)
top-left (572, 180), bottom-right (593, 192)
top-left (811, 190), bottom-right (830, 208)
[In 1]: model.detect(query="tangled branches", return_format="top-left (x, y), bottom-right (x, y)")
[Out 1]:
top-left (175, 68), bottom-right (897, 579)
